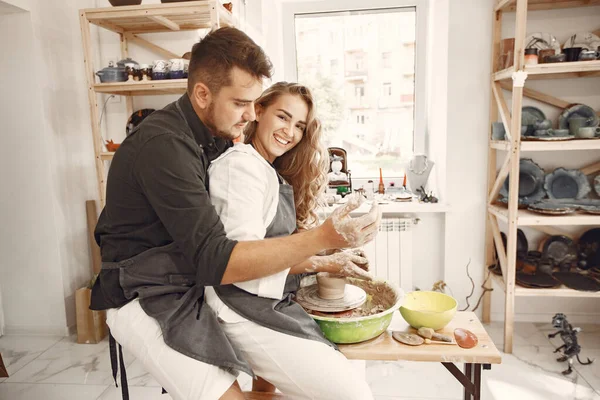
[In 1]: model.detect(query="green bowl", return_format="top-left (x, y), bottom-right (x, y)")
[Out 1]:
top-left (399, 291), bottom-right (457, 330)
top-left (310, 280), bottom-right (403, 344)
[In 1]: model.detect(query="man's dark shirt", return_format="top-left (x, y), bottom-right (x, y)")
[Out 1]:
top-left (90, 94), bottom-right (236, 310)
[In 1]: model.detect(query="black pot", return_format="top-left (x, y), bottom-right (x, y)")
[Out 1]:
top-left (563, 47), bottom-right (583, 62)
top-left (109, 0), bottom-right (142, 5)
top-left (160, 0), bottom-right (196, 2)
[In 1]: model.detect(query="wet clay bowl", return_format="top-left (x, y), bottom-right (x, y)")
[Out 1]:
top-left (308, 279), bottom-right (403, 344)
top-left (316, 272), bottom-right (346, 299)
top-left (399, 291), bottom-right (457, 330)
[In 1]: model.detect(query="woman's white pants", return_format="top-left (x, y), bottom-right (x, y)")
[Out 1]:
top-left (107, 299), bottom-right (374, 400)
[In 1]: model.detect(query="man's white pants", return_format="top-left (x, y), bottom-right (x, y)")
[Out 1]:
top-left (107, 299), bottom-right (374, 400)
top-left (107, 299), bottom-right (237, 400)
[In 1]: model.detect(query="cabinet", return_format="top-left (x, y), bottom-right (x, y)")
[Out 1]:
top-left (483, 0), bottom-right (600, 354)
top-left (79, 1), bottom-right (235, 206)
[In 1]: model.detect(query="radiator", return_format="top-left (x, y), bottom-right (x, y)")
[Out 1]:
top-left (362, 218), bottom-right (416, 292)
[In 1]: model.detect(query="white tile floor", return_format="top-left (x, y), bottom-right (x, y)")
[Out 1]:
top-left (1, 321), bottom-right (599, 400)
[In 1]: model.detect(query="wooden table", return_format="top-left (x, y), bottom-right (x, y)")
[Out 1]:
top-left (338, 312), bottom-right (502, 400)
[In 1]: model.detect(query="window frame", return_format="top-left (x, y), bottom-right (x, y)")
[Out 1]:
top-left (281, 0), bottom-right (430, 156)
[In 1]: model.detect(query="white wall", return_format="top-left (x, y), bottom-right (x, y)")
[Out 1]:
top-left (0, 0), bottom-right (98, 336)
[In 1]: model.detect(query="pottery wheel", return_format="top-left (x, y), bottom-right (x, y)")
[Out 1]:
top-left (295, 284), bottom-right (366, 312)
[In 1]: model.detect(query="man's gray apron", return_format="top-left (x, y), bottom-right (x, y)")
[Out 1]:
top-left (213, 177), bottom-right (335, 349)
top-left (101, 101), bottom-right (253, 399)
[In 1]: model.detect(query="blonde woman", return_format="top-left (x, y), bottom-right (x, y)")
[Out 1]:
top-left (205, 82), bottom-right (375, 399)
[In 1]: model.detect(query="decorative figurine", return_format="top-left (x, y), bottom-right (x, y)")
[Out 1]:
top-left (548, 313), bottom-right (594, 375)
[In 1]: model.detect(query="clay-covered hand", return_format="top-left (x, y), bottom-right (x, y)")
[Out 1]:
top-left (310, 250), bottom-right (373, 280)
top-left (322, 193), bottom-right (381, 249)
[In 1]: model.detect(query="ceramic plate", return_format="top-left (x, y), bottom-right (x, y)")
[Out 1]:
top-left (500, 158), bottom-right (546, 204)
top-left (523, 135), bottom-right (575, 141)
top-left (521, 106), bottom-right (547, 136)
top-left (594, 175), bottom-right (600, 196)
top-left (541, 235), bottom-right (577, 266)
top-left (525, 32), bottom-right (561, 54)
top-left (558, 104), bottom-right (600, 130)
top-left (544, 168), bottom-right (590, 199)
top-left (517, 229), bottom-right (528, 256)
top-left (563, 32), bottom-right (600, 51)
top-left (579, 206), bottom-right (600, 215)
top-left (578, 228), bottom-right (600, 270)
top-left (521, 105), bottom-right (546, 125)
top-left (528, 201), bottom-right (576, 215)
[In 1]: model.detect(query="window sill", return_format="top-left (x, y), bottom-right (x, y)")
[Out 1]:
top-left (319, 202), bottom-right (449, 217)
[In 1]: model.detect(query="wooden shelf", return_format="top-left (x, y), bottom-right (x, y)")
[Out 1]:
top-left (491, 139), bottom-right (600, 151)
top-left (94, 79), bottom-right (187, 96)
top-left (82, 0), bottom-right (234, 34)
top-left (100, 152), bottom-right (114, 160)
top-left (494, 60), bottom-right (600, 81)
top-left (489, 204), bottom-right (600, 226)
top-left (491, 273), bottom-right (600, 298)
top-left (496, 0), bottom-right (600, 12)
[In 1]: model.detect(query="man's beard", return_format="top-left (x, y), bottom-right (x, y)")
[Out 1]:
top-left (204, 102), bottom-right (240, 141)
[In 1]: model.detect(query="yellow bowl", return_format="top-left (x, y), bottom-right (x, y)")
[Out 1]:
top-left (399, 291), bottom-right (457, 330)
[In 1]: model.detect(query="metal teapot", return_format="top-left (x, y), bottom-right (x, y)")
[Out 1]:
top-left (96, 61), bottom-right (127, 83)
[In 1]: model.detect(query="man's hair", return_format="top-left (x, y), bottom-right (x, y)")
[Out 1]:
top-left (187, 27), bottom-right (273, 95)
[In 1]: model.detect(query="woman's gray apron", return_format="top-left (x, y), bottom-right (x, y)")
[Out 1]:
top-left (100, 101), bottom-right (253, 399)
top-left (214, 179), bottom-right (335, 349)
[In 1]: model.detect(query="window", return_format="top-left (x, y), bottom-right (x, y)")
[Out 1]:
top-left (382, 52), bottom-right (392, 68)
top-left (383, 82), bottom-right (392, 96)
top-left (292, 6), bottom-right (418, 178)
top-left (355, 85), bottom-right (365, 98)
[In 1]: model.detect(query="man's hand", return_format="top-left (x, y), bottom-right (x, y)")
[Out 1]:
top-left (320, 193), bottom-right (381, 250)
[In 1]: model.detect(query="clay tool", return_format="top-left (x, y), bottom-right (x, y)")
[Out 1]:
top-left (392, 332), bottom-right (456, 346)
top-left (392, 332), bottom-right (423, 346)
top-left (454, 328), bottom-right (478, 349)
top-left (417, 327), bottom-right (453, 343)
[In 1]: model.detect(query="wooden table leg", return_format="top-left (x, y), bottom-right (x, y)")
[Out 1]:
top-left (0, 353), bottom-right (8, 378)
top-left (474, 364), bottom-right (481, 400)
top-left (464, 364), bottom-right (473, 400)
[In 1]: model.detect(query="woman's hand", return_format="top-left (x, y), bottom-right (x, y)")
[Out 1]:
top-left (319, 193), bottom-right (381, 250)
top-left (309, 249), bottom-right (373, 280)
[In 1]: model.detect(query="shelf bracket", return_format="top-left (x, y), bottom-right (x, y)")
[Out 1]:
top-left (489, 214), bottom-right (508, 279)
top-left (494, 0), bottom-right (513, 12)
top-left (581, 159), bottom-right (600, 176)
top-left (492, 82), bottom-right (512, 143)
top-left (124, 33), bottom-right (180, 60)
top-left (148, 15), bottom-right (180, 31)
top-left (499, 81), bottom-right (571, 109)
top-left (488, 151), bottom-right (511, 204)
top-left (529, 226), bottom-right (573, 239)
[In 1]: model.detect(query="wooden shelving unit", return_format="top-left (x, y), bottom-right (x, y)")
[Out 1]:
top-left (79, 1), bottom-right (234, 206)
top-left (483, 0), bottom-right (600, 354)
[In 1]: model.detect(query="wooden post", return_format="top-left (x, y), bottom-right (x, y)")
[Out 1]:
top-left (503, 0), bottom-right (528, 355)
top-left (120, 33), bottom-right (134, 118)
top-left (86, 200), bottom-right (102, 275)
top-left (483, 7), bottom-right (503, 324)
top-left (80, 11), bottom-right (108, 206)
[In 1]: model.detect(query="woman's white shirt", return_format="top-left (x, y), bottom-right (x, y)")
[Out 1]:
top-left (204, 143), bottom-right (291, 322)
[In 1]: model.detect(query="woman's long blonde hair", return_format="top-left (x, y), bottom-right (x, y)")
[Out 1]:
top-left (244, 82), bottom-right (328, 230)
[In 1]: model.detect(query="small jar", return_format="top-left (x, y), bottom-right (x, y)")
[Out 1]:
top-left (140, 64), bottom-right (151, 81)
top-left (124, 63), bottom-right (137, 81)
top-left (524, 48), bottom-right (538, 65)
